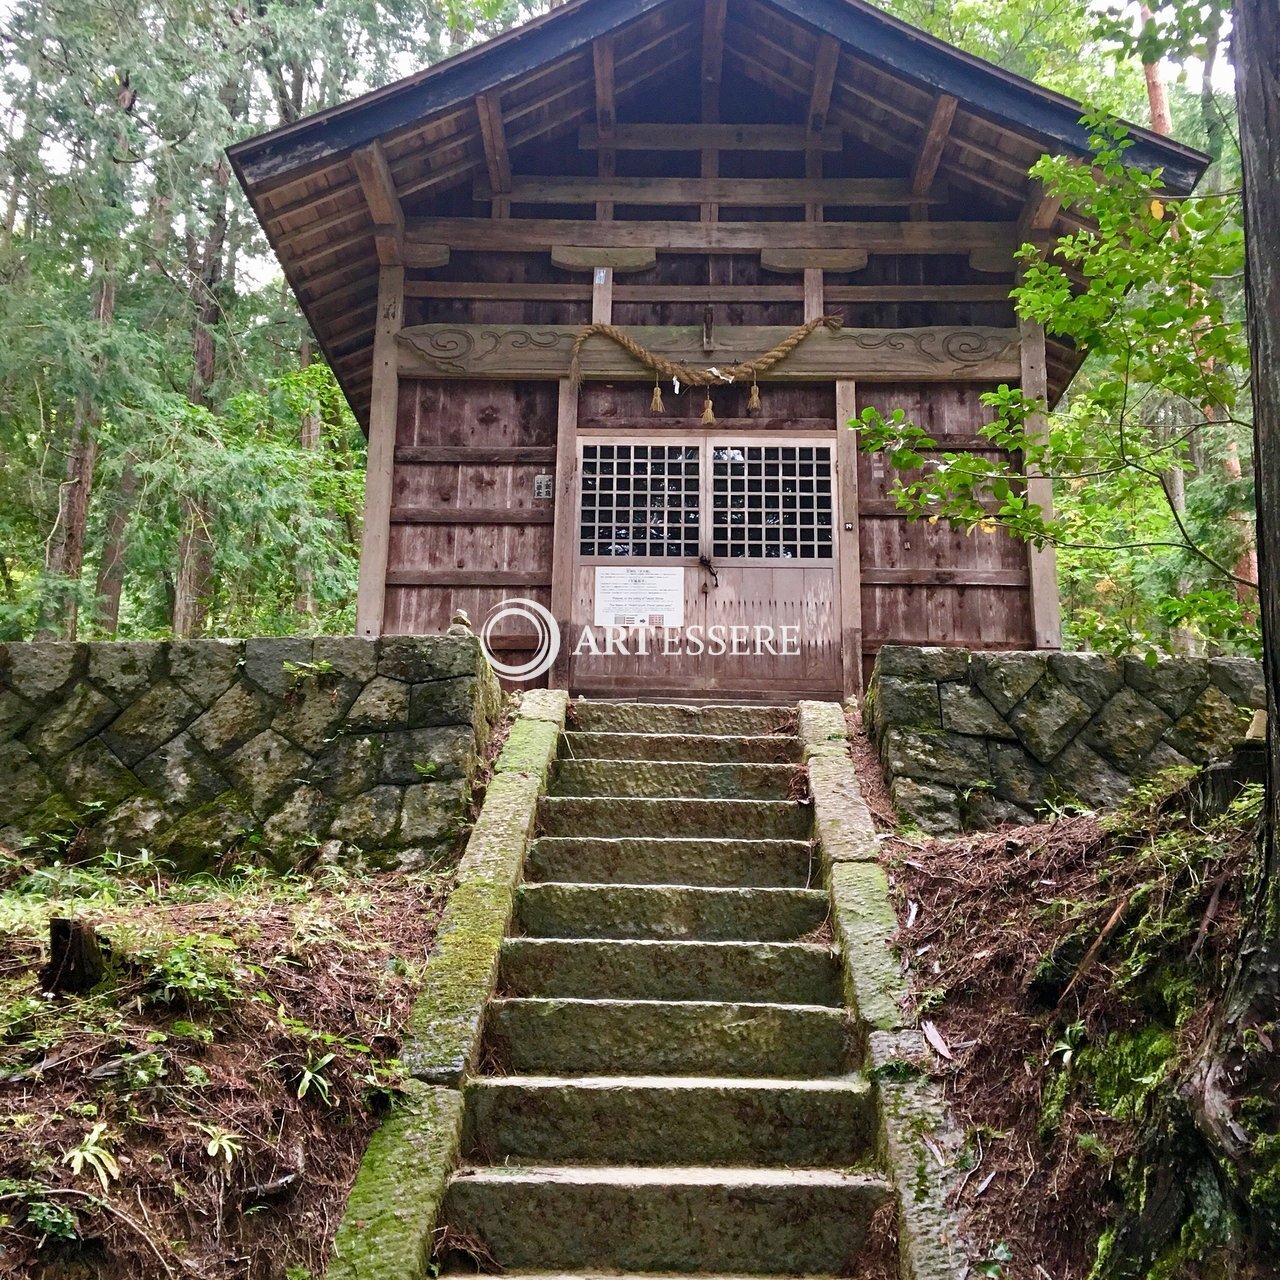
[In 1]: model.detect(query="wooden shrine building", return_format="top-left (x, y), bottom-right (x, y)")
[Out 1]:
top-left (228, 0), bottom-right (1207, 700)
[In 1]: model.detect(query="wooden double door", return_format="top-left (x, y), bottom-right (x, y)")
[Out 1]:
top-left (569, 432), bottom-right (848, 700)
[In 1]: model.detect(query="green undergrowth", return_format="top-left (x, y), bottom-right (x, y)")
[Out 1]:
top-left (0, 846), bottom-right (454, 1280)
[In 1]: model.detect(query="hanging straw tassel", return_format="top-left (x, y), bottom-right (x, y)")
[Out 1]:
top-left (747, 378), bottom-right (761, 416)
top-left (651, 378), bottom-right (665, 414)
top-left (701, 395), bottom-right (716, 425)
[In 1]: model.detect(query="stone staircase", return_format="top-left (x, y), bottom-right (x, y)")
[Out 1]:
top-left (434, 699), bottom-right (899, 1278)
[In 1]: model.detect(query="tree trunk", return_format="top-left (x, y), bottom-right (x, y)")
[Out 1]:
top-left (1139, 6), bottom-right (1174, 134)
top-left (172, 100), bottom-right (235, 639)
top-left (1233, 0), bottom-right (1280, 998)
top-left (41, 918), bottom-right (108, 994)
top-left (93, 461), bottom-right (137, 635)
top-left (1173, 0), bottom-right (1280, 1257)
top-left (38, 274), bottom-right (116, 640)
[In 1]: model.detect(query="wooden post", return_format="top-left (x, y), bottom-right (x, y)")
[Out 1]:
top-left (804, 36), bottom-right (838, 322)
top-left (592, 36), bottom-right (615, 320)
top-left (549, 379), bottom-right (579, 689)
top-left (592, 267), bottom-right (613, 323)
top-left (1019, 316), bottom-right (1062, 648)
top-left (699, 0), bottom-right (727, 223)
top-left (356, 264), bottom-right (404, 639)
top-left (835, 380), bottom-right (863, 697)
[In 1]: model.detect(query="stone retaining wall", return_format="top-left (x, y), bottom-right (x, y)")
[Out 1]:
top-left (866, 645), bottom-right (1265, 834)
top-left (0, 635), bottom-right (499, 868)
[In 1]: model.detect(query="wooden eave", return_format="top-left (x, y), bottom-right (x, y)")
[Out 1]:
top-left (228, 0), bottom-right (1210, 429)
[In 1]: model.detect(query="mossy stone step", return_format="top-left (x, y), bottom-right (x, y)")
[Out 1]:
top-left (562, 731), bottom-right (802, 764)
top-left (500, 938), bottom-right (841, 1004)
top-left (484, 997), bottom-right (849, 1077)
top-left (439, 1164), bottom-right (892, 1273)
top-left (569, 702), bottom-right (794, 737)
top-left (538, 796), bottom-right (811, 839)
top-left (516, 882), bottom-right (829, 942)
top-left (462, 1075), bottom-right (876, 1167)
top-left (526, 836), bottom-right (815, 888)
top-left (550, 758), bottom-right (796, 801)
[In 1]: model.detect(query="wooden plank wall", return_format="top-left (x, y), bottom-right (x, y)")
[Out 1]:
top-left (384, 378), bottom-right (557, 683)
top-left (855, 381), bottom-right (1033, 685)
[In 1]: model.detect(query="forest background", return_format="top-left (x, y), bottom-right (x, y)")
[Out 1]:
top-left (0, 0), bottom-right (1258, 655)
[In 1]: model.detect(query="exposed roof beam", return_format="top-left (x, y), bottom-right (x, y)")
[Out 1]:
top-left (474, 91), bottom-right (512, 195)
top-left (472, 175), bottom-right (947, 205)
top-left (911, 93), bottom-right (957, 197)
top-left (405, 215), bottom-right (1017, 253)
top-left (580, 123), bottom-right (842, 151)
top-left (351, 141), bottom-right (404, 265)
top-left (808, 36), bottom-right (840, 135)
top-left (230, 0), bottom-right (1207, 193)
top-left (701, 0), bottom-right (727, 114)
top-left (700, 0), bottom-right (728, 220)
top-left (1017, 179), bottom-right (1063, 241)
top-left (592, 35), bottom-right (616, 138)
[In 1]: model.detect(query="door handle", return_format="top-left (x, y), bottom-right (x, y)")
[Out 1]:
top-left (698, 555), bottom-right (719, 589)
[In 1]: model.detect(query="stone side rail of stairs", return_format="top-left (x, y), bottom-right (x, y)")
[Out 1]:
top-left (798, 700), bottom-right (969, 1278)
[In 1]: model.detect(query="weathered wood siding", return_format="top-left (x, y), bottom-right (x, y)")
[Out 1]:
top-left (855, 381), bottom-right (1033, 685)
top-left (385, 378), bottom-right (557, 682)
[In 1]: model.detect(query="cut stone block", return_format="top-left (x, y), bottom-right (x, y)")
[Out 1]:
top-left (102, 681), bottom-right (201, 766)
top-left (1081, 686), bottom-right (1172, 771)
top-left (568, 701), bottom-right (793, 737)
top-left (875, 644), bottom-right (968, 681)
top-left (485, 997), bottom-right (848, 1077)
top-left (499, 937), bottom-right (840, 1005)
top-left (25, 683), bottom-right (118, 761)
top-left (551, 758), bottom-right (795, 801)
top-left (970, 649), bottom-right (1046, 715)
top-left (463, 1075), bottom-right (874, 1168)
top-left (440, 1164), bottom-right (891, 1274)
top-left (515, 882), bottom-right (829, 942)
top-left (1007, 675), bottom-right (1092, 763)
top-left (538, 796), bottom-right (811, 840)
top-left (525, 836), bottom-right (814, 888)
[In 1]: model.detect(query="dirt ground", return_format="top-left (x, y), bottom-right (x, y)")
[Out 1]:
top-left (0, 857), bottom-right (451, 1280)
top-left (851, 721), bottom-right (1257, 1278)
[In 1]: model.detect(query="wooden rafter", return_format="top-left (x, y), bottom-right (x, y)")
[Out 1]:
top-left (351, 141), bottom-right (404, 265)
top-left (593, 36), bottom-right (616, 138)
top-left (807, 36), bottom-right (840, 135)
top-left (701, 0), bottom-right (727, 110)
top-left (474, 91), bottom-right (512, 198)
top-left (1016, 179), bottom-right (1063, 242)
top-left (592, 35), bottom-right (616, 225)
top-left (911, 93), bottom-right (958, 198)
top-left (804, 36), bottom-right (840, 320)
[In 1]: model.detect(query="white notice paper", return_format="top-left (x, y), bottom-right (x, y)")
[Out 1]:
top-left (593, 566), bottom-right (685, 628)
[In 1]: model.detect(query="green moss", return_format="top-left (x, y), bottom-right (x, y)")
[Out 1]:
top-left (1039, 1066), bottom-right (1071, 1143)
top-left (1246, 1133), bottom-right (1280, 1238)
top-left (398, 695), bottom-right (564, 1084)
top-left (493, 717), bottom-right (559, 777)
top-left (326, 1081), bottom-right (464, 1280)
top-left (1080, 1026), bottom-right (1177, 1123)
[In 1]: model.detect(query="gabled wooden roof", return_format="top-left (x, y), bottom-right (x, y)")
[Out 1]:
top-left (228, 0), bottom-right (1209, 427)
